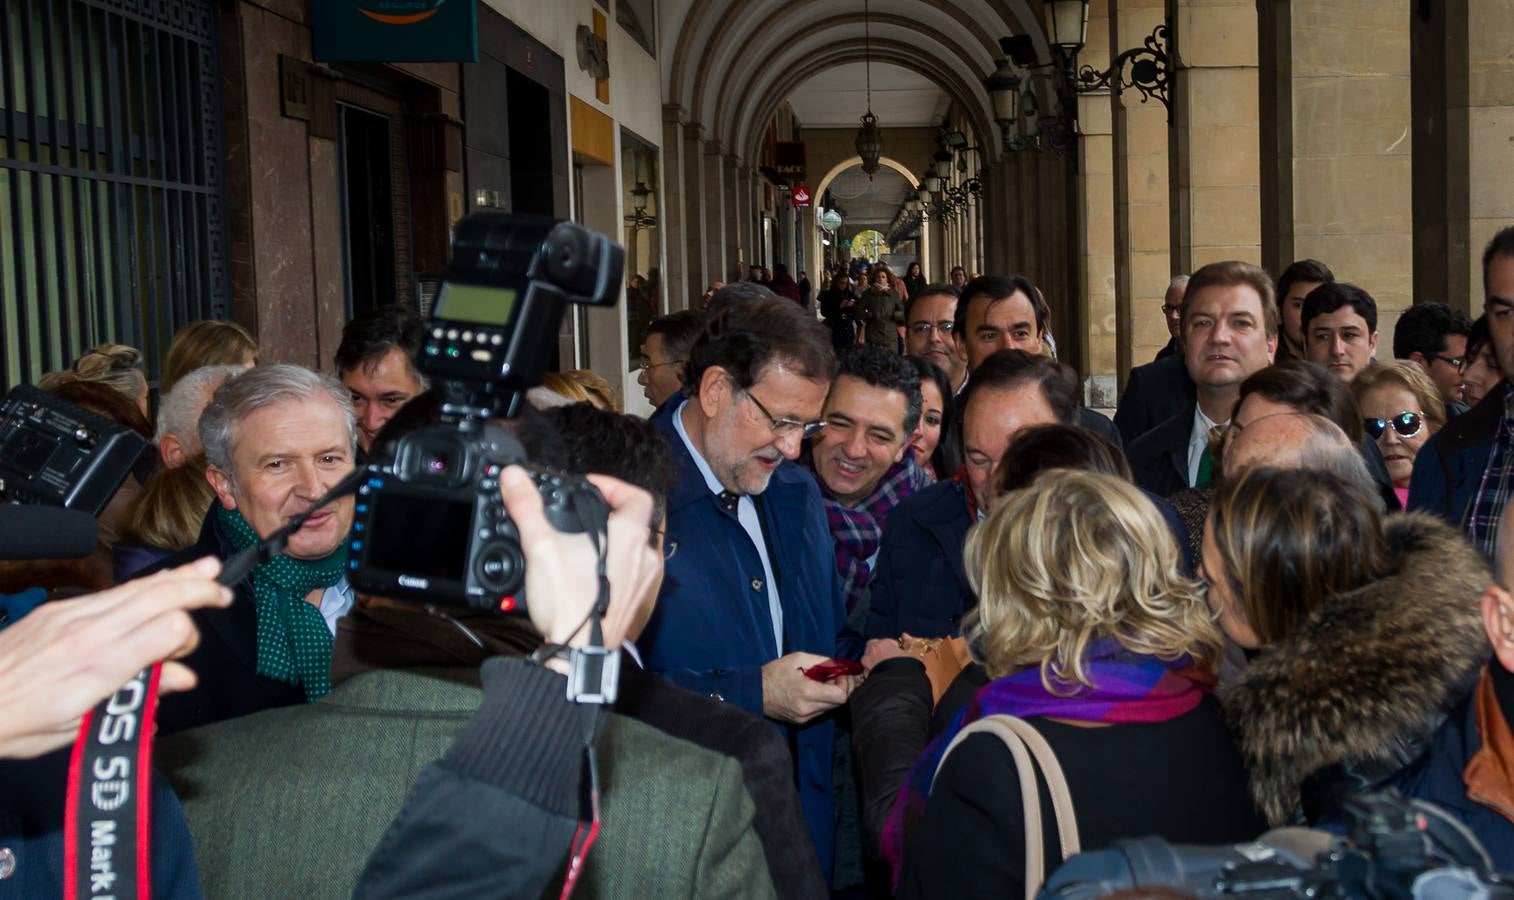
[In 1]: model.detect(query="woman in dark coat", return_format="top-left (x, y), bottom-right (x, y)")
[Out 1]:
top-left (818, 271), bottom-right (858, 350)
top-left (883, 469), bottom-right (1266, 897)
top-left (902, 261), bottom-right (926, 300)
top-left (1202, 466), bottom-right (1492, 826)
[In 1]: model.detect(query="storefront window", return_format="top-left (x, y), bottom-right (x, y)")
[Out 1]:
top-left (620, 130), bottom-right (661, 363)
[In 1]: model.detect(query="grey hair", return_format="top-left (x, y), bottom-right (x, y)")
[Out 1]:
top-left (200, 364), bottom-right (356, 488)
top-left (1234, 412), bottom-right (1384, 513)
top-left (156, 364), bottom-right (243, 451)
top-left (1168, 275), bottom-right (1191, 293)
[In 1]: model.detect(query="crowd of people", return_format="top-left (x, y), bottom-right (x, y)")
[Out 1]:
top-left (5, 226), bottom-right (1514, 898)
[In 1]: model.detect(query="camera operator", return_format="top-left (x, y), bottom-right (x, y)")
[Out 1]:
top-left (0, 558), bottom-right (230, 898)
top-left (157, 448), bottom-right (776, 898)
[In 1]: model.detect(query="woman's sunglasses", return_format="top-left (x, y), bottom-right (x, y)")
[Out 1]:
top-left (1363, 411), bottom-right (1423, 440)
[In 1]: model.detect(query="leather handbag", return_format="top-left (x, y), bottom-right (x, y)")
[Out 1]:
top-left (931, 715), bottom-right (1082, 899)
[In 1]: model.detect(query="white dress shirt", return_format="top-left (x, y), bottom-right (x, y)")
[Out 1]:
top-left (318, 577), bottom-right (355, 636)
top-left (1186, 406), bottom-right (1225, 488)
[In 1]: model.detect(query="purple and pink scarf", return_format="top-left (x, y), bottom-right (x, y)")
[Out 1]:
top-left (880, 639), bottom-right (1209, 882)
top-left (822, 457), bottom-right (930, 611)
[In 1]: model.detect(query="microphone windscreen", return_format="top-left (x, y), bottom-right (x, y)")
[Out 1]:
top-left (0, 505), bottom-right (100, 560)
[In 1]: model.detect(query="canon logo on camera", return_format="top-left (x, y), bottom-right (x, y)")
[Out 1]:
top-left (397, 574), bottom-right (431, 590)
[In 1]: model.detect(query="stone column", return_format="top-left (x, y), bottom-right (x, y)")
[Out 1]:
top-left (723, 153), bottom-right (741, 281)
top-left (1110, 0), bottom-right (1174, 379)
top-left (703, 139), bottom-right (728, 288)
top-left (661, 106), bottom-right (690, 310)
top-left (1260, 0), bottom-right (1413, 337)
top-left (683, 124), bottom-right (708, 297)
top-left (1168, 0), bottom-right (1261, 272)
top-left (1412, 0), bottom-right (1514, 313)
top-left (1076, 0), bottom-right (1117, 397)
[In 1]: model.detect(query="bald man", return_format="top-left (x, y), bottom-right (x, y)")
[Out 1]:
top-left (1223, 412), bottom-right (1375, 492)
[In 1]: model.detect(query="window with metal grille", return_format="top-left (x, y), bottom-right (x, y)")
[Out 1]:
top-left (0, 0), bottom-right (227, 390)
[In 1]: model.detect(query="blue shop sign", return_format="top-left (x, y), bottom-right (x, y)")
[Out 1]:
top-left (314, 0), bottom-right (479, 63)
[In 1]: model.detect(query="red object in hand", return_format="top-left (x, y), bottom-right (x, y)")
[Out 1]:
top-left (802, 658), bottom-right (864, 683)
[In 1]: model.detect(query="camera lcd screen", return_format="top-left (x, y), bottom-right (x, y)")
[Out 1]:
top-left (436, 282), bottom-right (518, 326)
top-left (366, 492), bottom-right (474, 581)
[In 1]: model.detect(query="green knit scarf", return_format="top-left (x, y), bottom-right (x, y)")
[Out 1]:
top-left (217, 506), bottom-right (348, 701)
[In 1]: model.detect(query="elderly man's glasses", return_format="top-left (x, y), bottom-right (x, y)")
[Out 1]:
top-left (1363, 411), bottom-right (1423, 440)
top-left (638, 359), bottom-right (683, 372)
top-left (741, 387), bottom-right (826, 439)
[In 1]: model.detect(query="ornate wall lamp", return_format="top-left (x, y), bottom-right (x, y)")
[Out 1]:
top-left (1040, 0), bottom-right (1172, 119)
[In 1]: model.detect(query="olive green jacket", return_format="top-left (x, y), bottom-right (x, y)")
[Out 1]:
top-left (159, 668), bottom-right (776, 899)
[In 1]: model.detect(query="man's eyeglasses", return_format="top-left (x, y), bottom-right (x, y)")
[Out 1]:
top-left (1161, 304), bottom-right (1183, 318)
top-left (742, 388), bottom-right (826, 439)
top-left (638, 359), bottom-right (683, 372)
top-left (1363, 411), bottom-right (1424, 440)
top-left (908, 321), bottom-right (954, 337)
top-left (1432, 354), bottom-right (1466, 369)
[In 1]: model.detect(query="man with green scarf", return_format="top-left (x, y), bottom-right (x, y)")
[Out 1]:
top-left (153, 363), bottom-right (358, 735)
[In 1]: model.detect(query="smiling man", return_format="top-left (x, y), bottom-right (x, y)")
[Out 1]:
top-left (1128, 261), bottom-right (1278, 497)
top-left (1303, 281), bottom-right (1380, 383)
top-left (899, 285), bottom-right (966, 394)
top-left (152, 364), bottom-right (359, 735)
top-left (808, 347), bottom-right (927, 612)
top-left (640, 295), bottom-right (860, 879)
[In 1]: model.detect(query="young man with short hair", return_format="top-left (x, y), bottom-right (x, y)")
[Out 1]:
top-left (1395, 301), bottom-right (1473, 409)
top-left (1303, 282), bottom-right (1380, 383)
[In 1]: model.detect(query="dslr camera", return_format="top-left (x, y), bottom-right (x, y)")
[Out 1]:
top-left (345, 214), bottom-right (623, 614)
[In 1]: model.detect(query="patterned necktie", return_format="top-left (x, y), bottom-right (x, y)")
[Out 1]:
top-left (1194, 424), bottom-right (1227, 488)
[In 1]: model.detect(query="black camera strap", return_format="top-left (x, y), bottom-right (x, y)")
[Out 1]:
top-left (63, 662), bottom-right (162, 900)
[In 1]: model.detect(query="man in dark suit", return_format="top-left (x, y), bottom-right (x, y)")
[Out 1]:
top-left (865, 350), bottom-right (1080, 639)
top-left (951, 274), bottom-right (1123, 447)
top-left (1116, 276), bottom-right (1198, 444)
top-left (640, 295), bottom-right (860, 879)
top-left (1128, 261), bottom-right (1279, 498)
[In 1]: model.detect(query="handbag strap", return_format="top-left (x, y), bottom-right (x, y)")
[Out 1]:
top-left (931, 715), bottom-right (1082, 899)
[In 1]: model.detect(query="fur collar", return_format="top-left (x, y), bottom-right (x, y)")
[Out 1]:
top-left (1219, 513), bottom-right (1492, 824)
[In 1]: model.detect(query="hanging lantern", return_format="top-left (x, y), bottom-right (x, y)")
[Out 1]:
top-left (855, 111), bottom-right (883, 178)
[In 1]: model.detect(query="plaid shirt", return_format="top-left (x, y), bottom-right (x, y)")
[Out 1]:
top-left (821, 457), bottom-right (931, 612)
top-left (1467, 382), bottom-right (1514, 554)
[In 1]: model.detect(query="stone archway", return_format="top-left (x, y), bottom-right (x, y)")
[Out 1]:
top-left (809, 156), bottom-right (929, 281)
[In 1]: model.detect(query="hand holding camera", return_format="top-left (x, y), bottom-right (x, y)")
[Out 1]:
top-left (0, 557), bottom-right (231, 759)
top-left (501, 466), bottom-right (661, 672)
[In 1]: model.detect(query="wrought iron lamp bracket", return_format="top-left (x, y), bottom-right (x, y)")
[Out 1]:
top-left (1074, 22), bottom-right (1172, 121)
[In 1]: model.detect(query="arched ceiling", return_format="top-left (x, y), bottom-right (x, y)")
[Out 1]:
top-left (660, 0), bottom-right (1050, 164)
top-left (787, 63), bottom-right (949, 129)
top-left (823, 165), bottom-right (915, 228)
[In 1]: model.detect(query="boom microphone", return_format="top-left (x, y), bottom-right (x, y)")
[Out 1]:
top-left (0, 505), bottom-right (99, 560)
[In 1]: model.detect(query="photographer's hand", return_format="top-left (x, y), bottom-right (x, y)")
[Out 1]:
top-left (0, 556), bottom-right (231, 760)
top-left (499, 467), bottom-right (660, 672)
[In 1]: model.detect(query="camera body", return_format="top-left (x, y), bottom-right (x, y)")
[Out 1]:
top-left (345, 213), bottom-right (621, 614)
top-left (0, 384), bottom-right (148, 514)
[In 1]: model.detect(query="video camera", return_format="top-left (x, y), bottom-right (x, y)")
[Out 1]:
top-left (0, 384), bottom-right (147, 515)
top-left (1038, 790), bottom-right (1514, 899)
top-left (343, 214), bottom-right (623, 616)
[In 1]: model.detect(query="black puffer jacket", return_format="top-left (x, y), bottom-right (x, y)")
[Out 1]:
top-left (1220, 513), bottom-right (1492, 825)
top-left (851, 658), bottom-right (988, 856)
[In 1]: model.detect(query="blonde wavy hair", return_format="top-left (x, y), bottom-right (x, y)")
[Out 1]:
top-left (963, 468), bottom-right (1221, 689)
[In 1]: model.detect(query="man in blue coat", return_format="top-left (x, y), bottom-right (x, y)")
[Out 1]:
top-left (1410, 225), bottom-right (1514, 554)
top-left (641, 295), bottom-right (861, 879)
